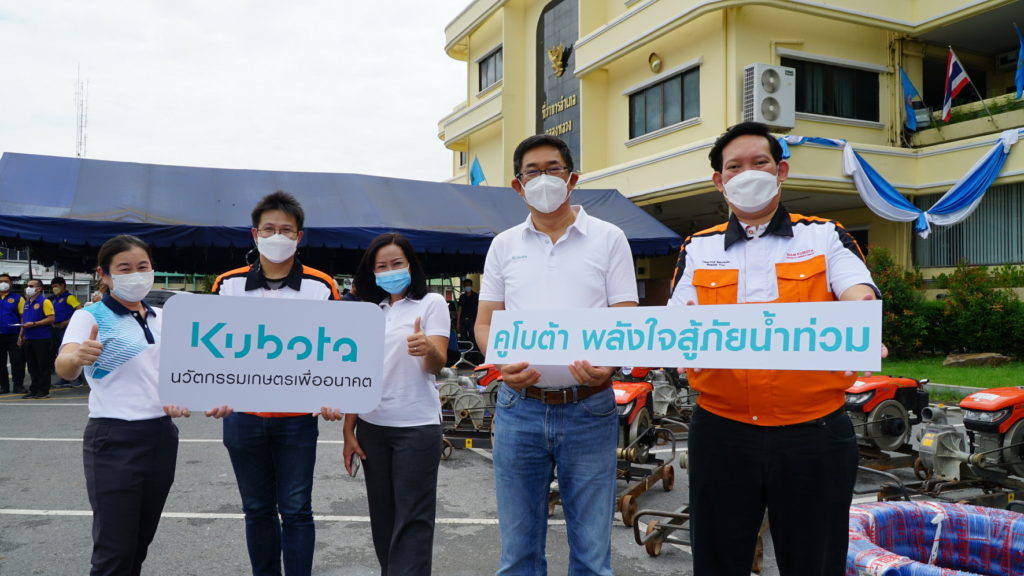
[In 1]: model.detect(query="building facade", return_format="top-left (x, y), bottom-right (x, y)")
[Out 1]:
top-left (438, 0), bottom-right (1024, 300)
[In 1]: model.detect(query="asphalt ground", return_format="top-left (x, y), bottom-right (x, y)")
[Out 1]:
top-left (0, 384), bottom-right (698, 576)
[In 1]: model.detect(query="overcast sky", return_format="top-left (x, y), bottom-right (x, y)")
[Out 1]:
top-left (0, 1), bottom-right (469, 182)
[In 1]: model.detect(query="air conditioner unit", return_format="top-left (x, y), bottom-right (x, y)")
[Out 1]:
top-left (742, 63), bottom-right (796, 130)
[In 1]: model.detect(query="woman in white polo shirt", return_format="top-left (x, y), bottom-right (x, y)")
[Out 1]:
top-left (55, 235), bottom-right (188, 576)
top-left (342, 232), bottom-right (449, 576)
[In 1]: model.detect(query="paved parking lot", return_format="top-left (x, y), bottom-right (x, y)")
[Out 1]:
top-left (0, 386), bottom-right (697, 576)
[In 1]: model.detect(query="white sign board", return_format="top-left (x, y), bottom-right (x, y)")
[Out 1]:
top-left (159, 294), bottom-right (384, 412)
top-left (485, 301), bottom-right (882, 371)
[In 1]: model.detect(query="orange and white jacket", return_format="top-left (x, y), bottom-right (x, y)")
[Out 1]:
top-left (668, 205), bottom-right (878, 426)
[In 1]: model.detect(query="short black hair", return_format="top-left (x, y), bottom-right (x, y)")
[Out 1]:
top-left (50, 277), bottom-right (66, 287)
top-left (708, 122), bottom-right (784, 172)
top-left (97, 235), bottom-right (153, 274)
top-left (251, 190), bottom-right (305, 231)
top-left (26, 278), bottom-right (43, 288)
top-left (462, 278), bottom-right (472, 286)
top-left (513, 134), bottom-right (575, 177)
top-left (0, 273), bottom-right (11, 282)
top-left (352, 233), bottom-right (429, 304)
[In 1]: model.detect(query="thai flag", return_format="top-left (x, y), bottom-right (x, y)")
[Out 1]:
top-left (941, 48), bottom-right (971, 121)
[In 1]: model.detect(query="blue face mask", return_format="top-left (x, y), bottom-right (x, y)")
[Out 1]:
top-left (375, 267), bottom-right (412, 295)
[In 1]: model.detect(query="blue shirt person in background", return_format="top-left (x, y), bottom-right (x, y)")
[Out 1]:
top-left (0, 272), bottom-right (26, 394)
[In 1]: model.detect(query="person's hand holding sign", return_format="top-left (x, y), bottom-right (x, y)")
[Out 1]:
top-left (500, 362), bottom-right (541, 390)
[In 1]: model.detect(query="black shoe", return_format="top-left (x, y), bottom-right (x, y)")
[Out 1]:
top-left (21, 393), bottom-right (36, 399)
top-left (0, 389), bottom-right (9, 394)
top-left (33, 393), bottom-right (50, 399)
top-left (13, 387), bottom-right (27, 394)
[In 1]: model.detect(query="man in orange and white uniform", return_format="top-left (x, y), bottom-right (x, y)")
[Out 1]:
top-left (669, 122), bottom-right (880, 576)
top-left (209, 191), bottom-right (340, 576)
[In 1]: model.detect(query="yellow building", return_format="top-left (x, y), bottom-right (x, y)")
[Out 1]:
top-left (438, 0), bottom-right (1024, 301)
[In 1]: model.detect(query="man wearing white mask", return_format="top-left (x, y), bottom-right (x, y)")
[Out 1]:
top-left (668, 122), bottom-right (879, 576)
top-left (0, 273), bottom-right (26, 394)
top-left (209, 191), bottom-right (340, 576)
top-left (19, 278), bottom-right (55, 399)
top-left (476, 135), bottom-right (638, 575)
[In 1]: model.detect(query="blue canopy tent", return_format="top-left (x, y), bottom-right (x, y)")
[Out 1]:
top-left (0, 152), bottom-right (681, 274)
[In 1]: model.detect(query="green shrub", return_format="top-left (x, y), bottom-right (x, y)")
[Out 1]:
top-left (938, 260), bottom-right (1020, 355)
top-left (866, 248), bottom-right (927, 358)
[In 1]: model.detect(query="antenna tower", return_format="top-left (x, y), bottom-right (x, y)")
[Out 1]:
top-left (75, 66), bottom-right (89, 157)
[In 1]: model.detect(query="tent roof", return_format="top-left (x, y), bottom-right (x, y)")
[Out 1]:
top-left (0, 152), bottom-right (681, 274)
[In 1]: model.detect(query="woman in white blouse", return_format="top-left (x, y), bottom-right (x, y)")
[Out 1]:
top-left (56, 235), bottom-right (188, 576)
top-left (343, 233), bottom-right (450, 576)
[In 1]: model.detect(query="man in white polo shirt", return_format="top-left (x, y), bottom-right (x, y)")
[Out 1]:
top-left (476, 134), bottom-right (638, 576)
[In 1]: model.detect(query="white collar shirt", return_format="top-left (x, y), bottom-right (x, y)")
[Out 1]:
top-left (480, 205), bottom-right (638, 387)
top-left (61, 297), bottom-right (164, 420)
top-left (358, 292), bottom-right (450, 427)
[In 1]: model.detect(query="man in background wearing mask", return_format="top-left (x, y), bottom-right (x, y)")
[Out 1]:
top-left (50, 277), bottom-right (83, 388)
top-left (668, 122), bottom-right (879, 575)
top-left (476, 135), bottom-right (638, 575)
top-left (19, 278), bottom-right (55, 399)
top-left (0, 273), bottom-right (26, 395)
top-left (455, 277), bottom-right (478, 347)
top-left (209, 190), bottom-right (341, 576)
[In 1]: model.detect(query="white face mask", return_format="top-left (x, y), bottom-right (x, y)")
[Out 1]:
top-left (0, 282), bottom-right (9, 293)
top-left (25, 287), bottom-right (37, 297)
top-left (523, 174), bottom-right (569, 214)
top-left (723, 169), bottom-right (780, 214)
top-left (111, 271), bottom-right (154, 303)
top-left (257, 234), bottom-right (298, 264)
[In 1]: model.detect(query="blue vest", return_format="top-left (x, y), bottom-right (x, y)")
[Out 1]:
top-left (53, 294), bottom-right (76, 323)
top-left (22, 295), bottom-right (51, 340)
top-left (0, 293), bottom-right (22, 335)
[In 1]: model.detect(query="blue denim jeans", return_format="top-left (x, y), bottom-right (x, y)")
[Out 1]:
top-left (493, 383), bottom-right (618, 576)
top-left (223, 413), bottom-right (319, 576)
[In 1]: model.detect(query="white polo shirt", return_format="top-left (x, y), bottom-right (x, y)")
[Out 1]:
top-left (359, 292), bottom-right (450, 428)
top-left (63, 296), bottom-right (164, 421)
top-left (480, 205), bottom-right (638, 388)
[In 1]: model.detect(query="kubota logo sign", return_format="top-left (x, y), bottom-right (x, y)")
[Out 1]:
top-left (191, 322), bottom-right (358, 362)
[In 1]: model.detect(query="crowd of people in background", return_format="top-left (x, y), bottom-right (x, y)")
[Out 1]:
top-left (0, 273), bottom-right (107, 398)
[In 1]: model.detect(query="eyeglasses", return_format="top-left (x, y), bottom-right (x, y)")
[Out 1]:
top-left (257, 225), bottom-right (298, 239)
top-left (516, 166), bottom-right (571, 181)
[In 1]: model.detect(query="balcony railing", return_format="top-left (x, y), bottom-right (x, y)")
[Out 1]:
top-left (911, 94), bottom-right (1024, 147)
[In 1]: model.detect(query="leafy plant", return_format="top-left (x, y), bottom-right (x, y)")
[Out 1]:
top-left (938, 260), bottom-right (1020, 355)
top-left (866, 248), bottom-right (927, 358)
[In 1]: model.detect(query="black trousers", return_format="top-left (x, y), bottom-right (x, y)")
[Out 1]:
top-left (357, 419), bottom-right (441, 576)
top-left (0, 333), bottom-right (25, 391)
top-left (84, 416), bottom-right (179, 576)
top-left (687, 406), bottom-right (858, 576)
top-left (23, 337), bottom-right (50, 396)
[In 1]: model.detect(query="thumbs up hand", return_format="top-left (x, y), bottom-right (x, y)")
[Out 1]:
top-left (76, 323), bottom-right (104, 366)
top-left (406, 317), bottom-right (429, 357)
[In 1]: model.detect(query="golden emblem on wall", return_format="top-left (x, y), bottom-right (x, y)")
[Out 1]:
top-left (547, 42), bottom-right (571, 77)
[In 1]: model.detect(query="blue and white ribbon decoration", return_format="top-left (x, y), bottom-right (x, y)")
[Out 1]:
top-left (779, 129), bottom-right (1022, 239)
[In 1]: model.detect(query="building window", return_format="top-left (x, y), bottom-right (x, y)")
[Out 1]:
top-left (781, 57), bottom-right (878, 122)
top-left (629, 68), bottom-right (700, 139)
top-left (479, 48), bottom-right (503, 92)
top-left (458, 151), bottom-right (467, 167)
top-left (913, 183), bottom-right (1024, 267)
